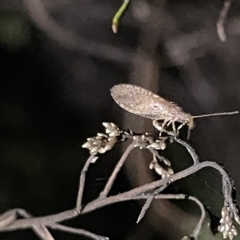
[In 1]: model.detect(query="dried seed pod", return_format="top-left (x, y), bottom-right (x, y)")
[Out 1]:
top-left (110, 84), bottom-right (238, 134)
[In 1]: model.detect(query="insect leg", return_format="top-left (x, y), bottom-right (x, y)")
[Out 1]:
top-left (153, 119), bottom-right (168, 135)
top-left (165, 120), bottom-right (177, 133)
top-left (153, 120), bottom-right (165, 136)
top-left (162, 119), bottom-right (168, 128)
top-left (171, 121), bottom-right (177, 132)
top-left (153, 120), bottom-right (177, 137)
top-left (177, 123), bottom-right (185, 132)
top-left (153, 120), bottom-right (162, 131)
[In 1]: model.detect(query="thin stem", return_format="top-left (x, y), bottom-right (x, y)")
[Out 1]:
top-left (188, 196), bottom-right (206, 239)
top-left (99, 141), bottom-right (135, 197)
top-left (0, 209), bottom-right (17, 229)
top-left (0, 208), bottom-right (54, 240)
top-left (1, 209), bottom-right (77, 231)
top-left (76, 155), bottom-right (97, 212)
top-left (33, 225), bottom-right (54, 240)
top-left (133, 194), bottom-right (205, 239)
top-left (112, 0), bottom-right (130, 33)
top-left (83, 161), bottom-right (232, 213)
top-left (217, 0), bottom-right (233, 42)
top-left (50, 224), bottom-right (109, 240)
top-left (173, 137), bottom-right (199, 164)
top-left (17, 210), bottom-right (53, 240)
top-left (136, 185), bottom-right (168, 223)
top-left (148, 148), bottom-right (171, 166)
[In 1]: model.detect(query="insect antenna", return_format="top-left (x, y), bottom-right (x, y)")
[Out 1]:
top-left (192, 111), bottom-right (239, 119)
top-left (186, 111), bottom-right (238, 140)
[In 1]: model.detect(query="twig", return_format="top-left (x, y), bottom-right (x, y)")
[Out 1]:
top-left (76, 155), bottom-right (98, 212)
top-left (0, 161), bottom-right (234, 232)
top-left (0, 209), bottom-right (106, 240)
top-left (49, 224), bottom-right (109, 240)
top-left (0, 209), bottom-right (17, 229)
top-left (173, 137), bottom-right (199, 164)
top-left (99, 141), bottom-right (135, 197)
top-left (17, 209), bottom-right (53, 240)
top-left (187, 196), bottom-right (206, 239)
top-left (32, 225), bottom-right (54, 240)
top-left (0, 209), bottom-right (77, 231)
top-left (136, 185), bottom-right (168, 223)
top-left (83, 161), bottom-right (233, 213)
top-left (136, 136), bottom-right (203, 223)
top-left (217, 0), bottom-right (233, 42)
top-left (133, 194), bottom-right (206, 239)
top-left (0, 208), bottom-right (54, 240)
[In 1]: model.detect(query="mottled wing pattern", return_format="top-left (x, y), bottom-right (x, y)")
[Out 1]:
top-left (110, 84), bottom-right (184, 120)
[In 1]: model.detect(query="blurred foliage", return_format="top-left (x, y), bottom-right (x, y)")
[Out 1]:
top-left (0, 10), bottom-right (31, 49)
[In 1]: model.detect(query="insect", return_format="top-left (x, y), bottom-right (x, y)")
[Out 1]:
top-left (110, 84), bottom-right (238, 136)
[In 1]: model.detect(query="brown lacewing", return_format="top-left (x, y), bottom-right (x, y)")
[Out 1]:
top-left (110, 84), bottom-right (238, 134)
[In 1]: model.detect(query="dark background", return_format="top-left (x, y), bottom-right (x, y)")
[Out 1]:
top-left (0, 0), bottom-right (240, 239)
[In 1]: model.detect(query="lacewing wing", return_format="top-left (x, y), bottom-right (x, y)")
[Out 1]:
top-left (110, 84), bottom-right (191, 124)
